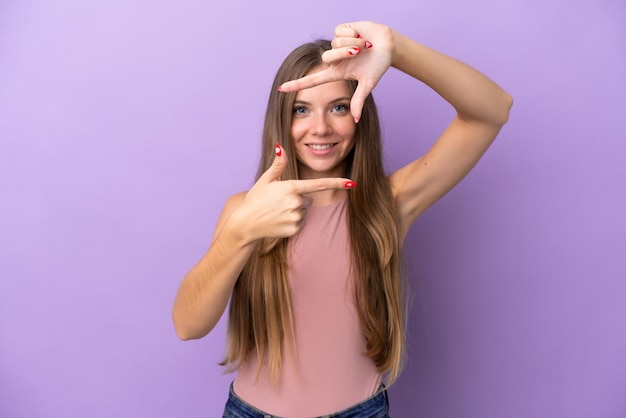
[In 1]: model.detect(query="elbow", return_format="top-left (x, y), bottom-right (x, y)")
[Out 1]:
top-left (172, 315), bottom-right (192, 341)
top-left (173, 323), bottom-right (206, 341)
top-left (174, 326), bottom-right (194, 341)
top-left (496, 91), bottom-right (514, 126)
top-left (464, 91), bottom-right (513, 128)
top-left (172, 311), bottom-right (209, 341)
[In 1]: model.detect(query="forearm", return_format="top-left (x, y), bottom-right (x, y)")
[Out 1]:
top-left (172, 220), bottom-right (255, 340)
top-left (391, 30), bottom-right (512, 126)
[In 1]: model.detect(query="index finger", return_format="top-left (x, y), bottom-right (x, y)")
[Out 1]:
top-left (278, 68), bottom-right (340, 92)
top-left (289, 178), bottom-right (356, 194)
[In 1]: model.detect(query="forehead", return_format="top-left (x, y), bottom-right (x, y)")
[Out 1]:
top-left (294, 79), bottom-right (352, 103)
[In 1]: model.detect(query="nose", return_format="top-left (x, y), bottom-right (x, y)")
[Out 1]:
top-left (311, 113), bottom-right (332, 136)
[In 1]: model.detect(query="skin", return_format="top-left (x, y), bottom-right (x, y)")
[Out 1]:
top-left (291, 75), bottom-right (356, 205)
top-left (172, 21), bottom-right (513, 340)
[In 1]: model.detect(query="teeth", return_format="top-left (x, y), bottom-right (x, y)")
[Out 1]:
top-left (309, 144), bottom-right (333, 150)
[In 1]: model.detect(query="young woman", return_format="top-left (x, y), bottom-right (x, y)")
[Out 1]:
top-left (172, 21), bottom-right (512, 418)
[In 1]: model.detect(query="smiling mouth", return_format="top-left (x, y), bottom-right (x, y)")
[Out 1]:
top-left (306, 143), bottom-right (337, 150)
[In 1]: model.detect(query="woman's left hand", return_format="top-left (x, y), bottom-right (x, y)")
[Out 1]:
top-left (279, 21), bottom-right (394, 122)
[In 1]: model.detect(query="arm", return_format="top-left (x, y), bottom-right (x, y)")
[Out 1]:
top-left (388, 31), bottom-right (513, 234)
top-left (172, 192), bottom-right (253, 340)
top-left (279, 22), bottom-right (513, 236)
top-left (172, 146), bottom-right (354, 339)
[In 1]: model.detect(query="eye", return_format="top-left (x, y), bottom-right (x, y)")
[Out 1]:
top-left (293, 106), bottom-right (308, 115)
top-left (331, 103), bottom-right (349, 113)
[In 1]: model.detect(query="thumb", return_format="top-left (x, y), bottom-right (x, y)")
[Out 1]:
top-left (259, 143), bottom-right (287, 183)
top-left (351, 79), bottom-right (377, 123)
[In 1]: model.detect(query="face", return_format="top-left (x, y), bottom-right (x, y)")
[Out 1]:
top-left (290, 68), bottom-right (356, 179)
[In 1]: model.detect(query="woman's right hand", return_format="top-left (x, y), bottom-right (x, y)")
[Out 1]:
top-left (231, 144), bottom-right (354, 242)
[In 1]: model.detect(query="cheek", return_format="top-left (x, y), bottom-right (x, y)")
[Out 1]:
top-left (340, 122), bottom-right (357, 142)
top-left (290, 120), bottom-right (306, 141)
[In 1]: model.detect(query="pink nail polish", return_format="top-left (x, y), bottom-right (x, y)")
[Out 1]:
top-left (277, 85), bottom-right (283, 92)
top-left (344, 181), bottom-right (356, 189)
top-left (275, 143), bottom-right (282, 156)
top-left (348, 47), bottom-right (360, 56)
top-left (365, 41), bottom-right (373, 49)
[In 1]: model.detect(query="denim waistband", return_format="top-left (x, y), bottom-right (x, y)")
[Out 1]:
top-left (222, 382), bottom-right (389, 418)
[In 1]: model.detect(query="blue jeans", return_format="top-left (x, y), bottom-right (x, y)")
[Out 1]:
top-left (222, 382), bottom-right (390, 418)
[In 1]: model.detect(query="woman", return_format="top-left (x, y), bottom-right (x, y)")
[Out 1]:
top-left (173, 21), bottom-right (512, 417)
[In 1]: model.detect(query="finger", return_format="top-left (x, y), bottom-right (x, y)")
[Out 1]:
top-left (331, 38), bottom-right (371, 50)
top-left (279, 69), bottom-right (341, 92)
top-left (350, 79), bottom-right (377, 123)
top-left (258, 143), bottom-right (287, 183)
top-left (289, 178), bottom-right (356, 194)
top-left (321, 46), bottom-right (362, 65)
top-left (334, 23), bottom-right (360, 39)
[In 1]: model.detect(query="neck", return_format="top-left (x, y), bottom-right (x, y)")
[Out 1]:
top-left (308, 189), bottom-right (348, 207)
top-left (297, 163), bottom-right (349, 206)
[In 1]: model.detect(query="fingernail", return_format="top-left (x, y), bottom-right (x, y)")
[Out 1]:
top-left (277, 85), bottom-right (283, 92)
top-left (344, 181), bottom-right (356, 189)
top-left (275, 143), bottom-right (282, 156)
top-left (365, 41), bottom-right (373, 49)
top-left (356, 33), bottom-right (362, 39)
top-left (348, 47), bottom-right (360, 56)
top-left (354, 117), bottom-right (360, 124)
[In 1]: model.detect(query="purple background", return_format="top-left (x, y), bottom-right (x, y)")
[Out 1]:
top-left (1, 0), bottom-right (625, 417)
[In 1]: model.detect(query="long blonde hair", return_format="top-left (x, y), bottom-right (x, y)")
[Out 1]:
top-left (221, 40), bottom-right (406, 384)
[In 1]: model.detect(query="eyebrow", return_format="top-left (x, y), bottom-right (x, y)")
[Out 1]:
top-left (293, 96), bottom-right (352, 106)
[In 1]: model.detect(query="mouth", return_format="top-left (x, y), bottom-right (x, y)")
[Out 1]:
top-left (306, 143), bottom-right (337, 150)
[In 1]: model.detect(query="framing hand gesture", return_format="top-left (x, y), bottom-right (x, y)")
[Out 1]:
top-left (280, 21), bottom-right (394, 123)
